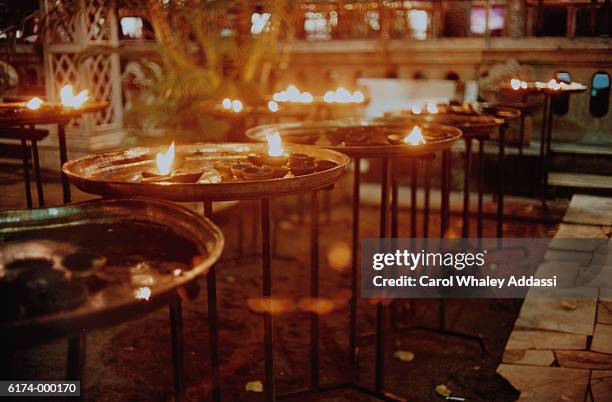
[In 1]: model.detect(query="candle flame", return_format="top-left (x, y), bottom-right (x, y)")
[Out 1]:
top-left (403, 126), bottom-right (425, 145)
top-left (134, 287), bottom-right (151, 301)
top-left (156, 142), bottom-right (175, 175)
top-left (26, 97), bottom-right (43, 110)
top-left (231, 99), bottom-right (243, 113)
top-left (511, 79), bottom-right (521, 90)
top-left (323, 87), bottom-right (364, 103)
top-left (222, 98), bottom-right (232, 109)
top-left (266, 132), bottom-right (284, 157)
top-left (273, 85), bottom-right (313, 103)
top-left (548, 79), bottom-right (561, 90)
top-left (268, 100), bottom-right (279, 112)
top-left (60, 85), bottom-right (88, 108)
top-left (426, 102), bottom-right (438, 114)
top-left (411, 104), bottom-right (422, 115)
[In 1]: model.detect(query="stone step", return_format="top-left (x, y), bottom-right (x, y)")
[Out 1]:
top-left (548, 172), bottom-right (612, 191)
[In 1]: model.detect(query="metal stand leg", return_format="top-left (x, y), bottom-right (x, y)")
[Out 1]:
top-left (261, 198), bottom-right (275, 402)
top-left (349, 158), bottom-right (360, 368)
top-left (410, 159), bottom-right (417, 237)
top-left (539, 94), bottom-right (551, 207)
top-left (423, 158), bottom-right (431, 237)
top-left (66, 335), bottom-right (86, 400)
top-left (310, 191), bottom-right (320, 390)
top-left (31, 138), bottom-right (45, 207)
top-left (170, 301), bottom-right (186, 402)
top-left (518, 115), bottom-right (525, 156)
top-left (477, 139), bottom-right (484, 238)
top-left (497, 126), bottom-right (506, 239)
top-left (58, 123), bottom-right (71, 203)
top-left (203, 202), bottom-right (221, 402)
top-left (462, 137), bottom-right (473, 238)
top-left (441, 150), bottom-right (450, 237)
top-left (20, 135), bottom-right (33, 209)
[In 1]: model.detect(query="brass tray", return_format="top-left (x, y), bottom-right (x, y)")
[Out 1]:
top-left (0, 198), bottom-right (224, 347)
top-left (63, 143), bottom-right (350, 201)
top-left (246, 119), bottom-right (462, 158)
top-left (0, 101), bottom-right (108, 126)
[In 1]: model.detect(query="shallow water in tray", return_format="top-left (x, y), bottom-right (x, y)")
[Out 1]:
top-left (0, 221), bottom-right (201, 321)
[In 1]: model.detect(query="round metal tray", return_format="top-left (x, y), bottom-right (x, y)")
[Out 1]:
top-left (496, 82), bottom-right (587, 97)
top-left (0, 198), bottom-right (224, 347)
top-left (0, 101), bottom-right (109, 126)
top-left (63, 143), bottom-right (350, 201)
top-left (246, 119), bottom-right (462, 158)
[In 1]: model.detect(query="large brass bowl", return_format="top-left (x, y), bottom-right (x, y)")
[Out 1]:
top-left (246, 119), bottom-right (462, 158)
top-left (63, 143), bottom-right (351, 201)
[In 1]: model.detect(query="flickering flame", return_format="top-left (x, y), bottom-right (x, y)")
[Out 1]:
top-left (156, 142), bottom-right (175, 175)
top-left (26, 97), bottom-right (43, 110)
top-left (403, 126), bottom-right (425, 145)
top-left (548, 79), bottom-right (561, 90)
top-left (272, 85), bottom-right (313, 103)
top-left (411, 104), bottom-right (422, 115)
top-left (231, 99), bottom-right (243, 112)
top-left (60, 85), bottom-right (88, 108)
top-left (323, 87), bottom-right (364, 103)
top-left (134, 286), bottom-right (151, 301)
top-left (268, 100), bottom-right (279, 112)
top-left (426, 102), bottom-right (438, 114)
top-left (265, 132), bottom-right (284, 157)
top-left (511, 79), bottom-right (521, 90)
top-left (520, 81), bottom-right (528, 89)
top-left (222, 98), bottom-right (232, 109)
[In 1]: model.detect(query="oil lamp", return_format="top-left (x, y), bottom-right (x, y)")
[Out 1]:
top-left (60, 85), bottom-right (88, 108)
top-left (547, 79), bottom-right (561, 91)
top-left (411, 104), bottom-right (422, 115)
top-left (268, 100), bottom-right (279, 112)
top-left (510, 79), bottom-right (521, 90)
top-left (142, 142), bottom-right (203, 183)
top-left (248, 132), bottom-right (289, 166)
top-left (426, 102), bottom-right (438, 114)
top-left (26, 97), bottom-right (44, 110)
top-left (404, 126), bottom-right (426, 145)
top-left (323, 87), bottom-right (364, 103)
top-left (273, 85), bottom-right (313, 103)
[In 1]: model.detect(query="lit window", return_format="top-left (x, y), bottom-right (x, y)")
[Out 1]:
top-left (251, 13), bottom-right (271, 35)
top-left (552, 71), bottom-right (571, 116)
top-left (590, 72), bottom-right (610, 118)
top-left (120, 17), bottom-right (143, 39)
top-left (470, 7), bottom-right (505, 35)
top-left (304, 11), bottom-right (330, 40)
top-left (408, 10), bottom-right (428, 40)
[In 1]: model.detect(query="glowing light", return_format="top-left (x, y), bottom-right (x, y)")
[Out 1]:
top-left (231, 99), bottom-right (243, 112)
top-left (403, 126), bottom-right (426, 145)
top-left (272, 85), bottom-right (313, 103)
top-left (327, 241), bottom-right (351, 271)
top-left (411, 104), bottom-right (422, 115)
top-left (426, 102), bottom-right (438, 114)
top-left (26, 97), bottom-right (43, 110)
top-left (520, 81), bottom-right (527, 89)
top-left (134, 286), bottom-right (151, 301)
top-left (265, 132), bottom-right (284, 157)
top-left (222, 98), bottom-right (232, 109)
top-left (60, 85), bottom-right (88, 108)
top-left (548, 79), bottom-right (561, 90)
top-left (322, 87), bottom-right (365, 103)
top-left (511, 79), bottom-right (521, 90)
top-left (156, 142), bottom-right (175, 175)
top-left (267, 100), bottom-right (279, 112)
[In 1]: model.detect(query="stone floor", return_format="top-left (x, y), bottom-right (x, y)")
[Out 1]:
top-left (498, 194), bottom-right (612, 402)
top-left (0, 164), bottom-right (591, 401)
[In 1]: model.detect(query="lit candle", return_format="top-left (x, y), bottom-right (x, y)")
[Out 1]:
top-left (222, 98), bottom-right (232, 109)
top-left (547, 79), bottom-right (561, 91)
top-left (411, 104), bottom-right (422, 115)
top-left (26, 97), bottom-right (44, 110)
top-left (231, 99), bottom-right (243, 113)
top-left (403, 126), bottom-right (426, 145)
top-left (426, 102), bottom-right (438, 114)
top-left (268, 100), bottom-right (279, 112)
top-left (511, 79), bottom-right (521, 90)
top-left (60, 84), bottom-right (88, 108)
top-left (156, 142), bottom-right (175, 175)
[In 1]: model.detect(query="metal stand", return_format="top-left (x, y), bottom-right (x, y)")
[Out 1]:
top-left (58, 122), bottom-right (71, 203)
top-left (261, 198), bottom-right (276, 402)
top-left (170, 300), bottom-right (186, 401)
top-left (203, 202), bottom-right (221, 402)
top-left (539, 94), bottom-right (552, 207)
top-left (66, 335), bottom-right (86, 401)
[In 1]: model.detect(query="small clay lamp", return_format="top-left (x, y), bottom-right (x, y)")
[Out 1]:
top-left (288, 153), bottom-right (315, 166)
top-left (315, 160), bottom-right (338, 172)
top-left (250, 132), bottom-right (288, 166)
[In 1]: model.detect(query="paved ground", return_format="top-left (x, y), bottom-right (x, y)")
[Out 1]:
top-left (498, 195), bottom-right (612, 402)
top-left (1, 164), bottom-right (569, 401)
